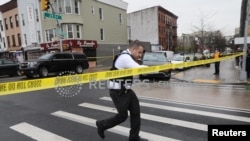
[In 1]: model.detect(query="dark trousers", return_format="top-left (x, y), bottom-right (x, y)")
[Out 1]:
top-left (247, 69), bottom-right (250, 78)
top-left (101, 89), bottom-right (141, 141)
top-left (215, 62), bottom-right (220, 74)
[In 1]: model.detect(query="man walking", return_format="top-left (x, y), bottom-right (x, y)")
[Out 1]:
top-left (214, 49), bottom-right (220, 75)
top-left (96, 40), bottom-right (147, 141)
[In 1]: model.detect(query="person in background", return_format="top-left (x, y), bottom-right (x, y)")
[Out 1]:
top-left (246, 47), bottom-right (250, 79)
top-left (96, 40), bottom-right (147, 141)
top-left (213, 49), bottom-right (220, 75)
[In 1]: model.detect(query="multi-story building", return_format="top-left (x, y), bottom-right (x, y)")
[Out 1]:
top-left (127, 6), bottom-right (178, 51)
top-left (0, 0), bottom-right (24, 61)
top-left (39, 0), bottom-right (128, 66)
top-left (0, 11), bottom-right (7, 57)
top-left (0, 0), bottom-right (128, 65)
top-left (17, 0), bottom-right (43, 60)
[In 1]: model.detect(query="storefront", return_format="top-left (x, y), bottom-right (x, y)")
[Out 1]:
top-left (40, 39), bottom-right (98, 57)
top-left (22, 45), bottom-right (43, 61)
top-left (6, 47), bottom-right (23, 62)
top-left (39, 39), bottom-right (98, 67)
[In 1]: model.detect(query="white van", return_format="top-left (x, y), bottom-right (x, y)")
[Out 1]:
top-left (153, 51), bottom-right (174, 60)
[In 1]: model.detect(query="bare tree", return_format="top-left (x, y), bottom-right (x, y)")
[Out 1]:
top-left (191, 9), bottom-right (226, 52)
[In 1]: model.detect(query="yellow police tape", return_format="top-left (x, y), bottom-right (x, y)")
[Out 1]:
top-left (0, 52), bottom-right (244, 96)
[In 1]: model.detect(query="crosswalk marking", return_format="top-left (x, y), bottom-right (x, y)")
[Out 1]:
top-left (139, 96), bottom-right (250, 113)
top-left (51, 111), bottom-right (180, 141)
top-left (10, 122), bottom-right (71, 141)
top-left (101, 97), bottom-right (250, 123)
top-left (79, 102), bottom-right (207, 131)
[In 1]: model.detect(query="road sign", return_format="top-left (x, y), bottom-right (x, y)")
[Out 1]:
top-left (44, 12), bottom-right (62, 20)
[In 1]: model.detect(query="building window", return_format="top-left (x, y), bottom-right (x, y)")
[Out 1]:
top-left (37, 31), bottom-right (41, 43)
top-left (22, 14), bottom-right (25, 26)
top-left (75, 0), bottom-right (79, 14)
top-left (45, 29), bottom-right (55, 42)
top-left (10, 17), bottom-right (13, 28)
top-left (91, 6), bottom-right (95, 14)
top-left (15, 15), bottom-right (19, 27)
top-left (7, 36), bottom-right (10, 47)
top-left (3, 37), bottom-right (6, 48)
top-left (0, 33), bottom-right (2, 42)
top-left (35, 9), bottom-right (39, 22)
top-left (99, 8), bottom-right (103, 20)
top-left (12, 35), bottom-right (16, 47)
top-left (17, 34), bottom-right (21, 46)
top-left (67, 24), bottom-right (73, 38)
top-left (23, 34), bottom-right (27, 45)
top-left (0, 20), bottom-right (3, 31)
top-left (119, 13), bottom-right (123, 24)
top-left (76, 25), bottom-right (81, 38)
top-left (58, 0), bottom-right (63, 13)
top-left (65, 0), bottom-right (72, 14)
top-left (100, 28), bottom-right (104, 40)
top-left (4, 18), bottom-right (8, 30)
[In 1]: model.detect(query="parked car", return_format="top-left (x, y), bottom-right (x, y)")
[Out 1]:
top-left (139, 52), bottom-right (172, 80)
top-left (170, 55), bottom-right (191, 70)
top-left (19, 52), bottom-right (89, 78)
top-left (153, 50), bottom-right (174, 60)
top-left (0, 59), bottom-right (21, 77)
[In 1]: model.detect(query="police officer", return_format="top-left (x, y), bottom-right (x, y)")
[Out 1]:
top-left (213, 49), bottom-right (220, 75)
top-left (96, 40), bottom-right (147, 141)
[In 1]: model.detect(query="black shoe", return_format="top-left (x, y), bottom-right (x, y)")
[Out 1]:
top-left (129, 136), bottom-right (148, 141)
top-left (213, 73), bottom-right (219, 75)
top-left (96, 120), bottom-right (105, 139)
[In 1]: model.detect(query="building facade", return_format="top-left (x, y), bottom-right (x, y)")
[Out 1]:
top-left (0, 0), bottom-right (128, 65)
top-left (0, 11), bottom-right (7, 56)
top-left (17, 0), bottom-right (43, 60)
top-left (0, 0), bottom-right (23, 61)
top-left (127, 6), bottom-right (178, 51)
top-left (40, 0), bottom-right (128, 66)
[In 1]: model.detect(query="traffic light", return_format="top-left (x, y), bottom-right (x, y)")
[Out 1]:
top-left (41, 0), bottom-right (50, 11)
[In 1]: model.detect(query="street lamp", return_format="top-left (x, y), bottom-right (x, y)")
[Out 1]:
top-left (182, 33), bottom-right (187, 62)
top-left (240, 0), bottom-right (250, 81)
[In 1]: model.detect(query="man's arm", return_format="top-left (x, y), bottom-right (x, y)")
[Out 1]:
top-left (115, 54), bottom-right (147, 69)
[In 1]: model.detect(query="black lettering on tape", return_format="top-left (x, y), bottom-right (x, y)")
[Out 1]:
top-left (0, 83), bottom-right (7, 92)
top-left (16, 82), bottom-right (26, 90)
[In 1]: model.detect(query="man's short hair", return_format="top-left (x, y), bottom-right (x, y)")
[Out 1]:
top-left (129, 40), bottom-right (144, 49)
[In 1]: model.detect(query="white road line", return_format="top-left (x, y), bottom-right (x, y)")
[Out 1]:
top-left (101, 97), bottom-right (250, 123)
top-left (51, 111), bottom-right (180, 141)
top-left (10, 122), bottom-right (71, 141)
top-left (138, 96), bottom-right (250, 113)
top-left (79, 103), bottom-right (207, 131)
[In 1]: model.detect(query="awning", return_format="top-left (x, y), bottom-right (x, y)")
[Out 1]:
top-left (22, 45), bottom-right (41, 51)
top-left (7, 47), bottom-right (22, 52)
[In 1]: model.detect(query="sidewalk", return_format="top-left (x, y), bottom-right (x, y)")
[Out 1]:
top-left (172, 59), bottom-right (249, 84)
top-left (86, 59), bottom-right (249, 85)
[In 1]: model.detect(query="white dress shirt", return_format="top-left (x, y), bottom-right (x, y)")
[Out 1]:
top-left (108, 49), bottom-right (147, 89)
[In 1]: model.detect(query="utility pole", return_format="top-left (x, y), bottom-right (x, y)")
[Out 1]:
top-left (49, 3), bottom-right (63, 52)
top-left (41, 0), bottom-right (63, 52)
top-left (240, 0), bottom-right (250, 81)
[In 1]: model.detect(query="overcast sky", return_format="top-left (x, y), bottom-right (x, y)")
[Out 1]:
top-left (0, 0), bottom-right (241, 36)
top-left (123, 0), bottom-right (242, 36)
